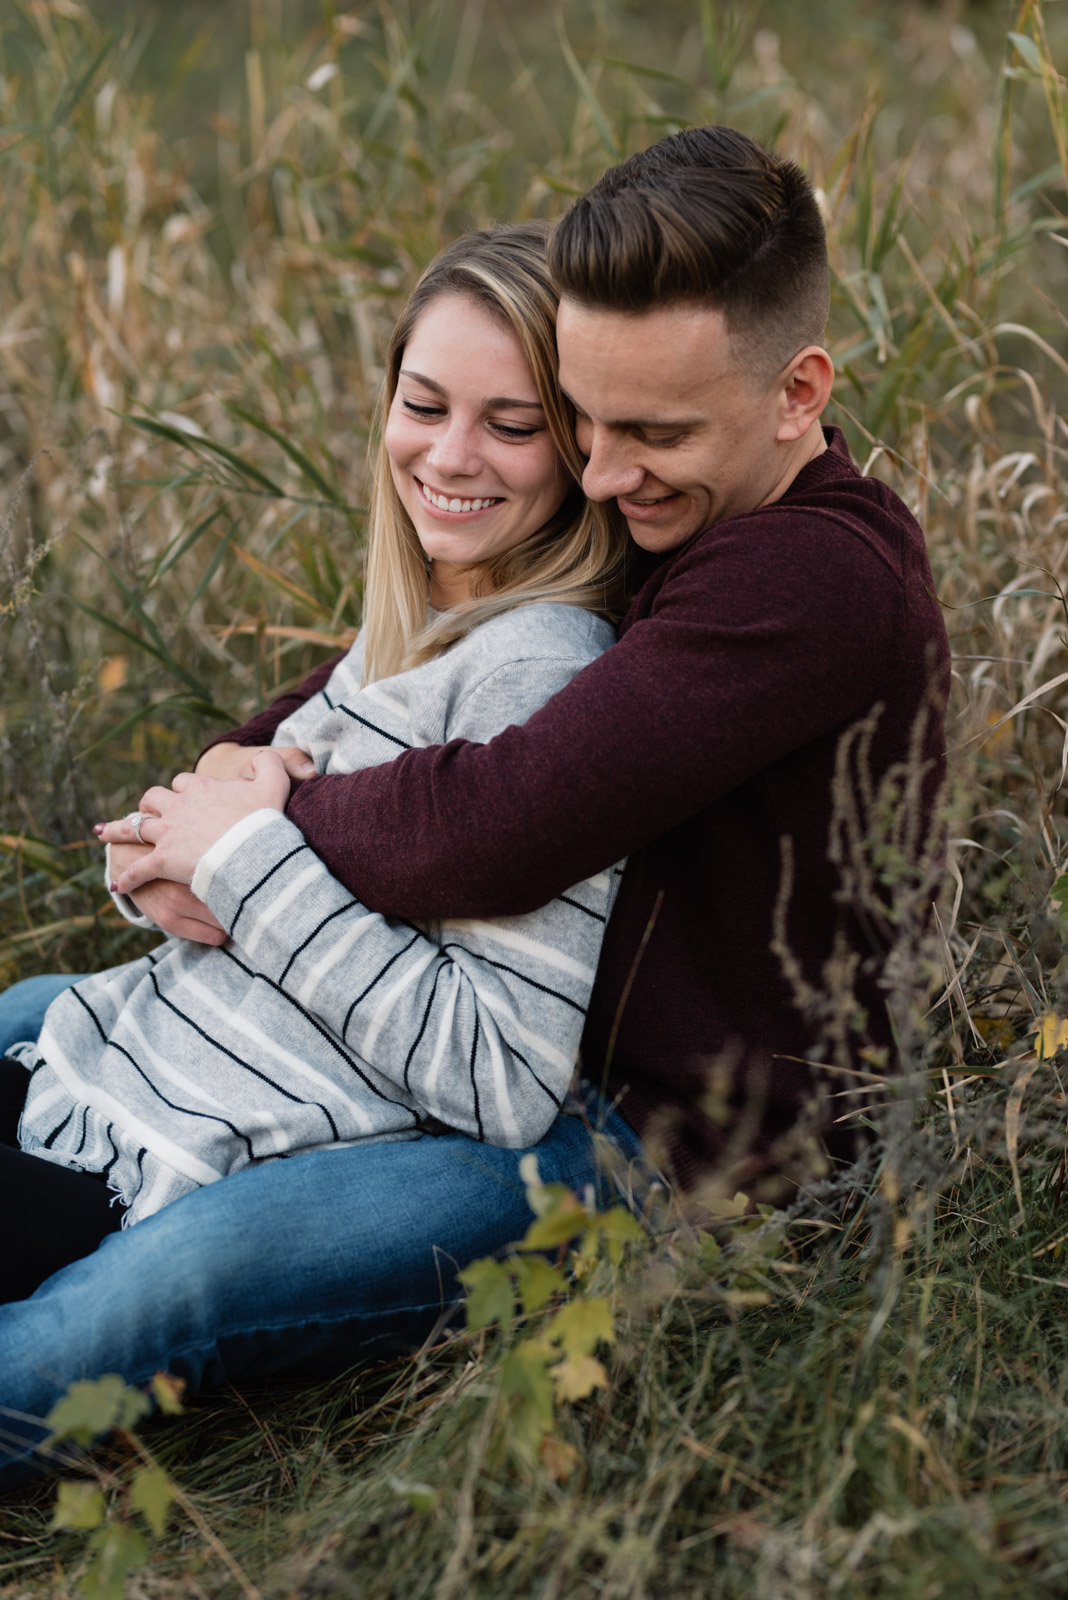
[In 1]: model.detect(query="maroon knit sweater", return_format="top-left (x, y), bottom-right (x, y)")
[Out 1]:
top-left (204, 430), bottom-right (950, 1193)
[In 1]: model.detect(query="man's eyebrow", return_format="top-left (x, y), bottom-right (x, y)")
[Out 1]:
top-left (559, 388), bottom-right (700, 431)
top-left (398, 369), bottom-right (544, 410)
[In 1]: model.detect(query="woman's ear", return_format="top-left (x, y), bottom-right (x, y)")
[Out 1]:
top-left (775, 346), bottom-right (835, 442)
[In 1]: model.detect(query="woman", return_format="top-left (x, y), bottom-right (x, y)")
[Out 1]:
top-left (0, 224), bottom-right (644, 1334)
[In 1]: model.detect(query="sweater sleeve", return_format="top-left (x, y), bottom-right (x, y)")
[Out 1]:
top-left (189, 646), bottom-right (622, 1148)
top-left (284, 516), bottom-right (906, 918)
top-left (197, 651), bottom-right (348, 763)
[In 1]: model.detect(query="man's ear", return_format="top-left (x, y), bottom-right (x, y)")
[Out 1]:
top-left (775, 346), bottom-right (835, 442)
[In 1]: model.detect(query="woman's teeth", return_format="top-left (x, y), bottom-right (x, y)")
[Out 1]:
top-left (420, 482), bottom-right (501, 513)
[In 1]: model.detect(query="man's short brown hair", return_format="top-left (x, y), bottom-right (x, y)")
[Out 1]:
top-left (549, 126), bottom-right (829, 382)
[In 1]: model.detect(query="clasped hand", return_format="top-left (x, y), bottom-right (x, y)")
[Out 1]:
top-left (99, 744), bottom-right (314, 943)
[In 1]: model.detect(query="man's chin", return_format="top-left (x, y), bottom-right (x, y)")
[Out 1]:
top-left (625, 517), bottom-right (696, 553)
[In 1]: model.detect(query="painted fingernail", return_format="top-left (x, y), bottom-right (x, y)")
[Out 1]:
top-left (110, 882), bottom-right (119, 892)
top-left (93, 824), bottom-right (105, 835)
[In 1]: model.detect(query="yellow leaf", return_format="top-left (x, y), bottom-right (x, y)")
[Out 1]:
top-left (1034, 1013), bottom-right (1068, 1059)
top-left (98, 655), bottom-right (128, 693)
top-left (553, 1355), bottom-right (609, 1402)
top-left (972, 1012), bottom-right (1016, 1051)
top-left (980, 708), bottom-right (1014, 755)
top-left (150, 1372), bottom-right (185, 1415)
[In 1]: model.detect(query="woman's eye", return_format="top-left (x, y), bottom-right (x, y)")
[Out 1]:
top-left (402, 399), bottom-right (445, 418)
top-left (491, 422), bottom-right (539, 440)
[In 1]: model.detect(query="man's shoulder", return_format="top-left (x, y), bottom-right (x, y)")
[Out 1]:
top-left (678, 439), bottom-right (925, 591)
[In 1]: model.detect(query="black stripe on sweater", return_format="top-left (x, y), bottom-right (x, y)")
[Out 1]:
top-left (468, 1013), bottom-right (483, 1141)
top-left (42, 1104), bottom-right (75, 1148)
top-left (341, 934), bottom-right (421, 1042)
top-left (221, 949), bottom-right (419, 1118)
top-left (278, 898), bottom-right (361, 986)
top-left (439, 945), bottom-right (587, 1016)
top-left (403, 960), bottom-right (446, 1094)
top-left (338, 705), bottom-right (412, 749)
top-left (229, 842), bottom-right (311, 940)
top-left (557, 893), bottom-right (607, 923)
top-left (69, 983), bottom-right (266, 1157)
top-left (143, 972), bottom-right (338, 1141)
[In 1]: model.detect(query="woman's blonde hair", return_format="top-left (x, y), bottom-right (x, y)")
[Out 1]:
top-left (359, 221), bottom-right (629, 685)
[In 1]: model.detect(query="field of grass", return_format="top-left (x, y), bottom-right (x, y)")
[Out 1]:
top-left (3, 0), bottom-right (1068, 1594)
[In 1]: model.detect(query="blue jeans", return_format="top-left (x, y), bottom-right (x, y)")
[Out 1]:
top-left (0, 977), bottom-right (648, 1485)
top-left (0, 973), bottom-right (89, 1056)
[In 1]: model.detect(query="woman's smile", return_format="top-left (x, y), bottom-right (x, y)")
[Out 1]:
top-left (416, 477), bottom-right (505, 517)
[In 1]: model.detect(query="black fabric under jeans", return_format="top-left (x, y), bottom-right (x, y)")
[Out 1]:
top-left (0, 1056), bottom-right (123, 1300)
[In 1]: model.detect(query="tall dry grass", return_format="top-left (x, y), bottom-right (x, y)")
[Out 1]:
top-left (3, 0), bottom-right (1068, 1594)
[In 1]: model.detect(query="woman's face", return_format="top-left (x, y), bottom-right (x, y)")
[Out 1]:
top-left (384, 292), bottom-right (567, 609)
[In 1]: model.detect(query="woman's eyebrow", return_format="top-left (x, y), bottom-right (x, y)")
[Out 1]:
top-left (398, 369), bottom-right (544, 410)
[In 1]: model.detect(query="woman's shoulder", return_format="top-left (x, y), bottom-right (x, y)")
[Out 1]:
top-left (456, 603), bottom-right (616, 671)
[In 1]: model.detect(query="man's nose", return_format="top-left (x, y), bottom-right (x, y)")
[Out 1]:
top-left (579, 427), bottom-right (645, 503)
top-left (426, 419), bottom-right (481, 478)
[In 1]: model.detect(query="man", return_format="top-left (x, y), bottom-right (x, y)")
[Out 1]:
top-left (184, 123), bottom-right (949, 1193)
top-left (0, 127), bottom-right (948, 1474)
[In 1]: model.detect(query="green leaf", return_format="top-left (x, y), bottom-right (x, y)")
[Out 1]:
top-left (82, 1524), bottom-right (150, 1600)
top-left (45, 1375), bottom-right (149, 1447)
top-left (224, 403), bottom-right (347, 508)
top-left (129, 1465), bottom-right (174, 1537)
top-left (546, 1297), bottom-right (615, 1362)
top-left (70, 598), bottom-right (213, 703)
top-left (514, 1256), bottom-right (566, 1316)
top-left (519, 1190), bottom-right (588, 1251)
top-left (51, 1481), bottom-right (105, 1532)
top-left (127, 415), bottom-right (285, 496)
top-left (554, 12), bottom-right (622, 159)
top-left (1050, 872), bottom-right (1068, 939)
top-left (0, 833), bottom-right (77, 881)
top-left (387, 1475), bottom-right (439, 1514)
top-left (594, 1204), bottom-right (646, 1263)
top-left (499, 1340), bottom-right (555, 1458)
top-left (458, 1257), bottom-right (515, 1330)
top-left (1009, 31), bottom-right (1042, 73)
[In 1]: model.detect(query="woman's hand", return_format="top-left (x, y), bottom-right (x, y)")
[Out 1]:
top-left (99, 750), bottom-right (293, 895)
top-left (108, 841), bottom-right (228, 945)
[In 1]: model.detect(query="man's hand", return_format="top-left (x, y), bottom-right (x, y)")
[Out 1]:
top-left (108, 841), bottom-right (228, 945)
top-left (100, 749), bottom-right (293, 893)
top-left (195, 742), bottom-right (316, 783)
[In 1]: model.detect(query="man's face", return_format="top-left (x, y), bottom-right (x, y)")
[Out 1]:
top-left (556, 298), bottom-right (792, 552)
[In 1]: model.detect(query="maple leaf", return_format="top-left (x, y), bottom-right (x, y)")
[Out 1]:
top-left (546, 1296), bottom-right (615, 1362)
top-left (458, 1257), bottom-right (514, 1330)
top-left (130, 1465), bottom-right (175, 1537)
top-left (514, 1256), bottom-right (565, 1315)
top-left (500, 1341), bottom-right (555, 1457)
top-left (45, 1375), bottom-right (149, 1447)
top-left (51, 1482), bottom-right (105, 1532)
top-left (553, 1354), bottom-right (610, 1402)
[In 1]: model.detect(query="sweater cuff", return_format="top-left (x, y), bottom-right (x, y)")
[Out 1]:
top-left (104, 844), bottom-right (158, 931)
top-left (191, 809), bottom-right (288, 907)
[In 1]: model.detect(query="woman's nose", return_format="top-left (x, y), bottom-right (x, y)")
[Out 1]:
top-left (425, 418), bottom-right (482, 478)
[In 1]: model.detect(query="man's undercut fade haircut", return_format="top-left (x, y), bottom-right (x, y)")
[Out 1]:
top-left (549, 125), bottom-right (830, 381)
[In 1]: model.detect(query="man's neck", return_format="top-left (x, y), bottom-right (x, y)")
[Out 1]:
top-left (759, 420), bottom-right (829, 511)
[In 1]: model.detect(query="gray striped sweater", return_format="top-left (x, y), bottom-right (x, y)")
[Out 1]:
top-left (14, 604), bottom-right (622, 1224)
